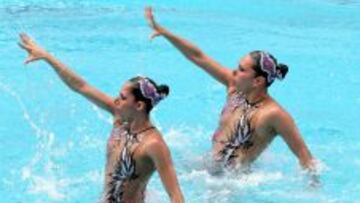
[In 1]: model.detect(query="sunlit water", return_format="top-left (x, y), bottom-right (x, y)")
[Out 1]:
top-left (1, 0), bottom-right (360, 202)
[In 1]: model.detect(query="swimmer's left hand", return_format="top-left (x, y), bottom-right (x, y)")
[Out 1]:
top-left (309, 174), bottom-right (321, 188)
top-left (304, 160), bottom-right (321, 188)
top-left (18, 33), bottom-right (49, 64)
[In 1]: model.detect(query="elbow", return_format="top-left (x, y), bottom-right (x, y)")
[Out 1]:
top-left (189, 51), bottom-right (206, 65)
top-left (185, 47), bottom-right (204, 62)
top-left (192, 47), bottom-right (203, 59)
top-left (74, 81), bottom-right (89, 93)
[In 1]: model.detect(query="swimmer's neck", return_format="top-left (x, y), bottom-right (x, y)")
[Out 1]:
top-left (129, 115), bottom-right (153, 134)
top-left (244, 88), bottom-right (269, 105)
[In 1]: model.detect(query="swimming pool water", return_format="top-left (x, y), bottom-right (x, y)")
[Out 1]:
top-left (1, 0), bottom-right (360, 202)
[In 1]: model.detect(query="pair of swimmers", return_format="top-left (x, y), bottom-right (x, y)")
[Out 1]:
top-left (18, 7), bottom-right (317, 203)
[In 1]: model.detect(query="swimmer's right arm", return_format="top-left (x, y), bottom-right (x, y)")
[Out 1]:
top-left (18, 33), bottom-right (115, 115)
top-left (271, 109), bottom-right (320, 187)
top-left (146, 137), bottom-right (185, 203)
top-left (145, 7), bottom-right (233, 87)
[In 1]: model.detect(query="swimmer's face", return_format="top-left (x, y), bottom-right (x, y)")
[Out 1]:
top-left (114, 83), bottom-right (139, 121)
top-left (232, 54), bottom-right (258, 92)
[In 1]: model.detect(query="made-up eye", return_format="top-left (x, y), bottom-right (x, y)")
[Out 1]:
top-left (120, 93), bottom-right (127, 100)
top-left (238, 65), bottom-right (245, 72)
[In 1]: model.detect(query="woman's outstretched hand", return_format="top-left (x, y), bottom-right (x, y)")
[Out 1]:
top-left (18, 33), bottom-right (49, 64)
top-left (144, 7), bottom-right (163, 40)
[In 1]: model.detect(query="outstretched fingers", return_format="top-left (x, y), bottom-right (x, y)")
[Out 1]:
top-left (18, 33), bottom-right (34, 51)
top-left (18, 33), bottom-right (42, 64)
top-left (144, 7), bottom-right (161, 40)
top-left (19, 33), bottom-right (33, 45)
top-left (144, 7), bottom-right (155, 27)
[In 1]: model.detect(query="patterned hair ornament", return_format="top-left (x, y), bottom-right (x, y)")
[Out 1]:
top-left (138, 77), bottom-right (165, 107)
top-left (259, 52), bottom-right (283, 84)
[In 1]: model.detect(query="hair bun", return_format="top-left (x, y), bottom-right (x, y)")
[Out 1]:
top-left (157, 84), bottom-right (170, 97)
top-left (276, 63), bottom-right (289, 80)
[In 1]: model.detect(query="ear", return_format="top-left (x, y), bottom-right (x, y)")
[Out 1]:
top-left (136, 101), bottom-right (146, 112)
top-left (253, 76), bottom-right (266, 87)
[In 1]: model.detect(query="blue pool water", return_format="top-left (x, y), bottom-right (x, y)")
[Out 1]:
top-left (1, 0), bottom-right (360, 202)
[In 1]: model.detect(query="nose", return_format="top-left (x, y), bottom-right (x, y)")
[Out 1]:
top-left (232, 70), bottom-right (237, 76)
top-left (114, 97), bottom-right (120, 105)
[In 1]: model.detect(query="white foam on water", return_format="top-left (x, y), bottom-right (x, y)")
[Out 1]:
top-left (144, 189), bottom-right (168, 203)
top-left (21, 166), bottom-right (103, 201)
top-left (0, 81), bottom-right (102, 201)
top-left (257, 188), bottom-right (340, 203)
top-left (175, 168), bottom-right (285, 203)
top-left (163, 125), bottom-right (212, 149)
top-left (20, 158), bottom-right (66, 201)
top-left (27, 175), bottom-right (66, 201)
top-left (182, 169), bottom-right (284, 188)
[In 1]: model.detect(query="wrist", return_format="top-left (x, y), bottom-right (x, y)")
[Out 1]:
top-left (43, 52), bottom-right (54, 62)
top-left (156, 25), bottom-right (167, 36)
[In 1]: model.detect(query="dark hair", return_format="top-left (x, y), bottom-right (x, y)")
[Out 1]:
top-left (249, 50), bottom-right (289, 87)
top-left (128, 76), bottom-right (170, 113)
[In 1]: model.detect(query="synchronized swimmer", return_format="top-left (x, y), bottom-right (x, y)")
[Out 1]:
top-left (18, 33), bottom-right (184, 203)
top-left (145, 7), bottom-right (317, 174)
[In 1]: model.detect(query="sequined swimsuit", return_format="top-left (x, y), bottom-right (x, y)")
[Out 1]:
top-left (212, 92), bottom-right (261, 167)
top-left (105, 124), bottom-right (154, 203)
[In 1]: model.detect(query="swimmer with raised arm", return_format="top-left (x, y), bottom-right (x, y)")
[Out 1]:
top-left (18, 33), bottom-right (184, 203)
top-left (145, 7), bottom-right (317, 176)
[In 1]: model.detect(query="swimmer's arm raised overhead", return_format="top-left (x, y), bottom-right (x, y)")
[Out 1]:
top-left (18, 33), bottom-right (115, 115)
top-left (145, 7), bottom-right (232, 87)
top-left (145, 137), bottom-right (184, 203)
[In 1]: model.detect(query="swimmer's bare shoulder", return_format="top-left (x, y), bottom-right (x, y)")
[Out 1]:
top-left (262, 100), bottom-right (295, 131)
top-left (141, 131), bottom-right (171, 164)
top-left (252, 99), bottom-right (286, 131)
top-left (142, 131), bottom-right (167, 150)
